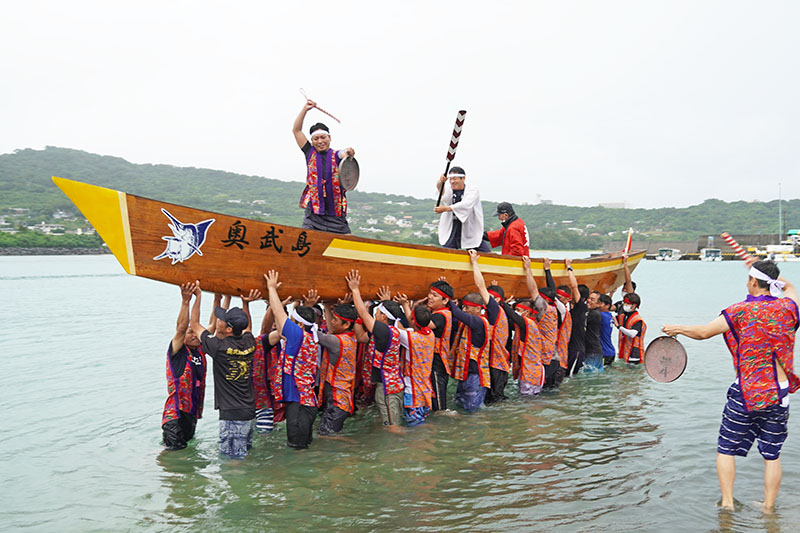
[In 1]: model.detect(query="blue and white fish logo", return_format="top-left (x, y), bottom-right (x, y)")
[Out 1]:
top-left (153, 209), bottom-right (215, 264)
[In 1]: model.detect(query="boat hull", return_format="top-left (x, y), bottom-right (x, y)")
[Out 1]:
top-left (53, 177), bottom-right (645, 300)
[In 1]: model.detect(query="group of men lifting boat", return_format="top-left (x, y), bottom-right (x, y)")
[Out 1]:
top-left (159, 100), bottom-right (798, 512)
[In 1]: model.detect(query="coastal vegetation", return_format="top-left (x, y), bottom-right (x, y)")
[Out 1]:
top-left (1, 147), bottom-right (797, 250)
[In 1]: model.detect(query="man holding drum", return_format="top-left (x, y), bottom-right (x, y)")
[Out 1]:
top-left (293, 99), bottom-right (355, 234)
top-left (662, 259), bottom-right (799, 513)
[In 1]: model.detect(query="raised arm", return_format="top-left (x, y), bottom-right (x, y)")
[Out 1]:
top-left (346, 269), bottom-right (376, 333)
top-left (189, 281), bottom-right (207, 338)
top-left (622, 254), bottom-right (634, 294)
top-left (264, 270), bottom-right (289, 334)
top-left (780, 276), bottom-right (798, 306)
top-left (469, 249), bottom-right (490, 304)
top-left (522, 256), bottom-right (540, 300)
top-left (394, 292), bottom-right (413, 323)
top-left (564, 258), bottom-right (580, 304)
top-left (662, 315), bottom-right (729, 340)
top-left (240, 289), bottom-right (261, 334)
top-left (206, 293), bottom-right (223, 334)
top-left (172, 282), bottom-right (196, 353)
top-left (292, 99), bottom-right (314, 149)
top-left (543, 258), bottom-right (556, 291)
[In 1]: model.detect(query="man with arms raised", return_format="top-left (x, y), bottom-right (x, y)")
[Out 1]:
top-left (346, 270), bottom-right (406, 428)
top-left (292, 99), bottom-right (355, 234)
top-left (189, 284), bottom-right (259, 459)
top-left (162, 282), bottom-right (209, 451)
top-left (264, 270), bottom-right (320, 449)
top-left (663, 259), bottom-right (799, 512)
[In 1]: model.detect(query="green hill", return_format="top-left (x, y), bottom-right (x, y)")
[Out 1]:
top-left (0, 146), bottom-right (797, 250)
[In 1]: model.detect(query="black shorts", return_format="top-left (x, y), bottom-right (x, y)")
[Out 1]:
top-left (162, 411), bottom-right (197, 450)
top-left (285, 401), bottom-right (317, 449)
top-left (318, 383), bottom-right (350, 435)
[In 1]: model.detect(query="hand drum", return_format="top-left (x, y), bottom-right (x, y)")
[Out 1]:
top-left (644, 336), bottom-right (687, 383)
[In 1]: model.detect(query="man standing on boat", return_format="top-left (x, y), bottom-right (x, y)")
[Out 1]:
top-left (485, 202), bottom-right (530, 257)
top-left (293, 99), bottom-right (355, 234)
top-left (434, 167), bottom-right (490, 251)
top-left (662, 259), bottom-right (799, 513)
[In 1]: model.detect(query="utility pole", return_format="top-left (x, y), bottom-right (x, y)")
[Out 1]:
top-left (779, 182), bottom-right (783, 243)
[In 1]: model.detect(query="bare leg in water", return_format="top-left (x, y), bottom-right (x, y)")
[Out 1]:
top-left (716, 453), bottom-right (735, 510)
top-left (763, 458), bottom-right (782, 513)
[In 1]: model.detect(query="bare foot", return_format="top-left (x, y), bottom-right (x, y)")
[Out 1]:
top-left (435, 409), bottom-right (459, 417)
top-left (384, 424), bottom-right (406, 434)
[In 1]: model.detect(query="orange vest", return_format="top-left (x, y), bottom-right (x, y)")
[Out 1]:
top-left (519, 316), bottom-right (544, 388)
top-left (538, 305), bottom-right (558, 365)
top-left (489, 308), bottom-right (510, 372)
top-left (433, 308), bottom-right (453, 375)
top-left (404, 329), bottom-right (436, 408)
top-left (318, 332), bottom-right (358, 413)
top-left (451, 318), bottom-right (491, 387)
top-left (618, 311), bottom-right (647, 363)
top-left (556, 308), bottom-right (572, 369)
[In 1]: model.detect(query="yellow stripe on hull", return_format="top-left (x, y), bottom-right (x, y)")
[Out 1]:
top-left (322, 238), bottom-right (638, 276)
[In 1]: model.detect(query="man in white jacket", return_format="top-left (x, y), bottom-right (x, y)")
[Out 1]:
top-left (434, 167), bottom-right (490, 251)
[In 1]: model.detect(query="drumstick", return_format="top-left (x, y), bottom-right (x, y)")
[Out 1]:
top-left (720, 232), bottom-right (751, 261)
top-left (299, 88), bottom-right (342, 124)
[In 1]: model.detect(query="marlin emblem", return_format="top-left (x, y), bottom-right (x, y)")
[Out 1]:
top-left (153, 209), bottom-right (215, 264)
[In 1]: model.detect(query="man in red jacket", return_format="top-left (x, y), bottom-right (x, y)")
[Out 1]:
top-left (485, 202), bottom-right (530, 257)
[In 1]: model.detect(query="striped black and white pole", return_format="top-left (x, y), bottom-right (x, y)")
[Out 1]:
top-left (436, 110), bottom-right (467, 207)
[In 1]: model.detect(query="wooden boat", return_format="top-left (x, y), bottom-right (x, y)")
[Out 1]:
top-left (53, 176), bottom-right (645, 301)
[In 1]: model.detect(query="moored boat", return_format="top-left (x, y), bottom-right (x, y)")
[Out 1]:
top-left (699, 247), bottom-right (722, 262)
top-left (655, 248), bottom-right (682, 261)
top-left (53, 177), bottom-right (645, 300)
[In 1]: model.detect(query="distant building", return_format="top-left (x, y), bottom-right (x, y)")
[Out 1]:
top-left (383, 215), bottom-right (398, 224)
top-left (599, 202), bottom-right (627, 209)
top-left (359, 227), bottom-right (384, 233)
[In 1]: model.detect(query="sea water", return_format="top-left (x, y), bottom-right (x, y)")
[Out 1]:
top-left (1, 255), bottom-right (798, 532)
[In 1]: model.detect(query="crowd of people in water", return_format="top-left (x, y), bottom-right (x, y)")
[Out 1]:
top-left (157, 100), bottom-right (800, 511)
top-left (161, 251), bottom-right (645, 457)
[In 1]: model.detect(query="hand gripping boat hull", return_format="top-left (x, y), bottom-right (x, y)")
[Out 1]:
top-left (53, 177), bottom-right (645, 300)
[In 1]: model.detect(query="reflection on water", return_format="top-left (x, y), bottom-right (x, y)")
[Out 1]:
top-left (2, 257), bottom-right (799, 532)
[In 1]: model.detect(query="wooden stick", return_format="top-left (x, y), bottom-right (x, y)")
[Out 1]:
top-left (299, 88), bottom-right (342, 124)
top-left (623, 227), bottom-right (633, 254)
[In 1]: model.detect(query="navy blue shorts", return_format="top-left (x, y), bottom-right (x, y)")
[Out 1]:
top-left (717, 382), bottom-right (789, 460)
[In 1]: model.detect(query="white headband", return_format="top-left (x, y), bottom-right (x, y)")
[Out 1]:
top-left (291, 309), bottom-right (319, 342)
top-left (749, 266), bottom-right (786, 297)
top-left (377, 303), bottom-right (402, 328)
top-left (310, 129), bottom-right (329, 139)
top-left (448, 173), bottom-right (465, 178)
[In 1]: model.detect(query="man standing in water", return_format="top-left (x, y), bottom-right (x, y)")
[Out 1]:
top-left (293, 99), bottom-right (355, 234)
top-left (189, 284), bottom-right (259, 459)
top-left (162, 282), bottom-right (207, 450)
top-left (663, 259), bottom-right (799, 512)
top-left (434, 167), bottom-right (490, 251)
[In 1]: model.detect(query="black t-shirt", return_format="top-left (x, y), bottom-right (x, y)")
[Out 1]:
top-left (430, 313), bottom-right (446, 339)
top-left (201, 330), bottom-right (256, 420)
top-left (585, 309), bottom-right (603, 355)
top-left (168, 342), bottom-right (204, 379)
top-left (568, 299), bottom-right (588, 354)
top-left (370, 321), bottom-right (393, 383)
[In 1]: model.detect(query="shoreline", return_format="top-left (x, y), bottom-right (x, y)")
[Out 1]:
top-left (0, 247), bottom-right (111, 256)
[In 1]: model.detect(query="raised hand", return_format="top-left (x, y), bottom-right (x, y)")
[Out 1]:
top-left (241, 289), bottom-right (262, 302)
top-left (180, 282), bottom-right (196, 302)
top-left (564, 258), bottom-right (572, 269)
top-left (264, 270), bottom-right (281, 291)
top-left (303, 288), bottom-right (320, 307)
top-left (543, 258), bottom-right (551, 270)
top-left (522, 256), bottom-right (531, 270)
top-left (345, 270), bottom-right (361, 291)
top-left (338, 292), bottom-right (353, 305)
top-left (468, 249), bottom-right (479, 264)
top-left (393, 292), bottom-right (409, 306)
top-left (377, 285), bottom-right (392, 301)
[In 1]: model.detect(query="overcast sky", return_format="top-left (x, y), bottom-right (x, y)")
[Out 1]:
top-left (2, 1), bottom-right (798, 208)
